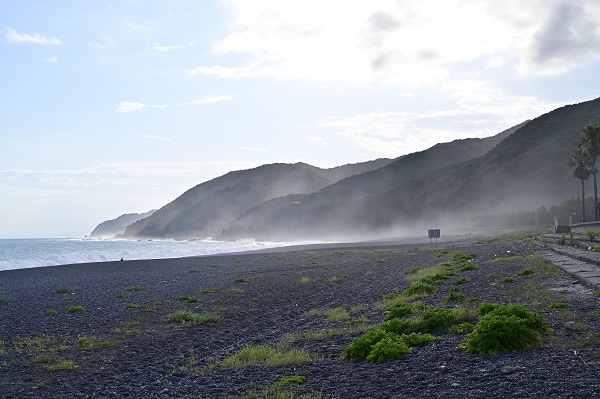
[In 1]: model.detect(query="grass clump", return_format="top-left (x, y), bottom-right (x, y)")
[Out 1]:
top-left (327, 274), bottom-right (349, 282)
top-left (166, 310), bottom-right (222, 325)
top-left (46, 359), bottom-right (78, 372)
top-left (584, 229), bottom-right (597, 242)
top-left (45, 309), bottom-right (58, 315)
top-left (403, 282), bottom-right (436, 297)
top-left (66, 306), bottom-right (85, 314)
top-left (114, 293), bottom-right (127, 299)
top-left (517, 268), bottom-right (536, 276)
top-left (384, 302), bottom-right (415, 320)
top-left (76, 336), bottom-right (119, 351)
top-left (30, 354), bottom-right (60, 364)
top-left (234, 278), bottom-right (249, 283)
top-left (179, 295), bottom-right (203, 303)
top-left (547, 302), bottom-right (570, 309)
top-left (462, 304), bottom-right (552, 354)
top-left (126, 285), bottom-right (143, 291)
top-left (299, 277), bottom-right (311, 283)
top-left (275, 376), bottom-right (306, 387)
top-left (54, 286), bottom-right (71, 294)
top-left (112, 323), bottom-right (141, 335)
top-left (441, 292), bottom-right (476, 304)
top-left (200, 287), bottom-right (220, 293)
top-left (217, 345), bottom-right (318, 369)
top-left (407, 264), bottom-right (455, 286)
top-left (306, 307), bottom-right (350, 322)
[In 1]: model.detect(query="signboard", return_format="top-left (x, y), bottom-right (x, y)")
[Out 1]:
top-left (428, 229), bottom-right (440, 238)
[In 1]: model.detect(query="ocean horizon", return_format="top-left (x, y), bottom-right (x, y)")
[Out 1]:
top-left (0, 238), bottom-right (318, 272)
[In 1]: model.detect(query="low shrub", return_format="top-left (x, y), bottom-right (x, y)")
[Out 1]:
top-left (463, 304), bottom-right (552, 354)
top-left (403, 282), bottom-right (436, 297)
top-left (384, 302), bottom-right (415, 320)
top-left (584, 229), bottom-right (596, 242)
top-left (415, 308), bottom-right (455, 332)
top-left (66, 306), bottom-right (85, 314)
top-left (449, 322), bottom-right (475, 334)
top-left (366, 335), bottom-right (412, 363)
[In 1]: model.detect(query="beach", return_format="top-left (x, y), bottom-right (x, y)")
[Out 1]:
top-left (0, 237), bottom-right (599, 398)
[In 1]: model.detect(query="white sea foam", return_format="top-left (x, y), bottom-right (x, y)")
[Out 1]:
top-left (0, 238), bottom-right (317, 271)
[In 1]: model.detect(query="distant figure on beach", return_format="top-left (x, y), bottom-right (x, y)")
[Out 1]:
top-left (120, 257), bottom-right (123, 261)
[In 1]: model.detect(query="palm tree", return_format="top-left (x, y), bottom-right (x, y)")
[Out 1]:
top-left (569, 143), bottom-right (592, 222)
top-left (580, 123), bottom-right (600, 220)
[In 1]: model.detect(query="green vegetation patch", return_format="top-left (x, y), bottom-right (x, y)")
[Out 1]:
top-left (384, 302), bottom-right (415, 320)
top-left (305, 307), bottom-right (350, 322)
top-left (216, 345), bottom-right (319, 369)
top-left (462, 304), bottom-right (552, 354)
top-left (54, 286), bottom-right (71, 294)
top-left (166, 310), bottom-right (222, 325)
top-left (441, 292), bottom-right (477, 304)
top-left (275, 376), bottom-right (306, 387)
top-left (179, 295), bottom-right (203, 303)
top-left (47, 359), bottom-right (78, 372)
top-left (126, 285), bottom-right (144, 291)
top-left (66, 306), bottom-right (85, 314)
top-left (76, 336), bottom-right (119, 351)
top-left (403, 282), bottom-right (436, 297)
top-left (517, 268), bottom-right (536, 276)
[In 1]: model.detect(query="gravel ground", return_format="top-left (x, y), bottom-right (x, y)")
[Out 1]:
top-left (0, 239), bottom-right (599, 398)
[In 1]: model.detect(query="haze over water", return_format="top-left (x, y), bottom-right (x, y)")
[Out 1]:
top-left (0, 238), bottom-right (315, 271)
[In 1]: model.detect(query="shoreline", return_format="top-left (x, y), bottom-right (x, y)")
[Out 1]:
top-left (0, 233), bottom-right (468, 275)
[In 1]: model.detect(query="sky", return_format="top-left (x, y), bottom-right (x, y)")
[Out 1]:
top-left (1, 0), bottom-right (600, 238)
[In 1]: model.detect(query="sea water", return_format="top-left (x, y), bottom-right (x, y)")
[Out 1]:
top-left (0, 238), bottom-right (315, 271)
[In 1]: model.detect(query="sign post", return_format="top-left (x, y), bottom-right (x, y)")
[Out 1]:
top-left (428, 228), bottom-right (440, 244)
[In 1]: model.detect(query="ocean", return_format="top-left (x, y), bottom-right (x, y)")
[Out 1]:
top-left (0, 238), bottom-right (315, 271)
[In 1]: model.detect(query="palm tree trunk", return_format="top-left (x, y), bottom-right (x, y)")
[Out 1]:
top-left (582, 177), bottom-right (586, 222)
top-left (594, 165), bottom-right (598, 221)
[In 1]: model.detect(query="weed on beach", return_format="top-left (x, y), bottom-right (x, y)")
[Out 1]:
top-left (126, 285), bottom-right (144, 291)
top-left (46, 359), bottom-right (78, 372)
top-left (76, 336), bottom-right (119, 351)
top-left (205, 345), bottom-right (320, 371)
top-left (54, 286), bottom-right (71, 294)
top-left (166, 310), bottom-right (222, 325)
top-left (66, 306), bottom-right (85, 314)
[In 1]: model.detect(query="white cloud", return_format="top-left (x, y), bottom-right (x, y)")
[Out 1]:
top-left (45, 55), bottom-right (58, 63)
top-left (115, 102), bottom-right (167, 113)
top-left (4, 27), bottom-right (63, 46)
top-left (149, 42), bottom-right (184, 51)
top-left (187, 0), bottom-right (600, 83)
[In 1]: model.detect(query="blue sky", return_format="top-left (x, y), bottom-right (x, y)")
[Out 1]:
top-left (1, 0), bottom-right (600, 238)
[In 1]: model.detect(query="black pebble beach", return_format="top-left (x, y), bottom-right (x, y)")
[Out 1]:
top-left (0, 239), bottom-right (599, 398)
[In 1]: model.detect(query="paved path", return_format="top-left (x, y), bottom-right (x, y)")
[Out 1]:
top-left (536, 237), bottom-right (600, 290)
